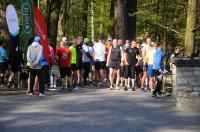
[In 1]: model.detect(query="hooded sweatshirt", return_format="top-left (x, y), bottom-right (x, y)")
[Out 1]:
top-left (27, 42), bottom-right (43, 69)
top-left (153, 48), bottom-right (164, 71)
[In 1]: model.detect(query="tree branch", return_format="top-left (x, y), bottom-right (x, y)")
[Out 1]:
top-left (193, 25), bottom-right (200, 31)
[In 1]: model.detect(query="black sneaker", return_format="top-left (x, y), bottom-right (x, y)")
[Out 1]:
top-left (141, 88), bottom-right (147, 92)
top-left (132, 87), bottom-right (136, 91)
top-left (124, 87), bottom-right (128, 91)
top-left (152, 94), bottom-right (157, 98)
top-left (67, 87), bottom-right (73, 92)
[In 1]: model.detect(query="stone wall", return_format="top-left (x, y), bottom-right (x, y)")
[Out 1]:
top-left (173, 59), bottom-right (200, 110)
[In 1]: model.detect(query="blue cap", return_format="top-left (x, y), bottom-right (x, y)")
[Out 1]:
top-left (34, 36), bottom-right (40, 42)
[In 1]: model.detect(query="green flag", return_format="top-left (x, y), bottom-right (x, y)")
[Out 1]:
top-left (20, 0), bottom-right (34, 46)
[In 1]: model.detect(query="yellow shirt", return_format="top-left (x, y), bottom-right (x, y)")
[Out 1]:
top-left (146, 49), bottom-right (156, 65)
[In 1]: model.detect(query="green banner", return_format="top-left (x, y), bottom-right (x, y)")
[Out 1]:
top-left (20, 0), bottom-right (34, 46)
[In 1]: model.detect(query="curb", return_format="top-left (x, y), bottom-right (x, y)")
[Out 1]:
top-left (0, 90), bottom-right (26, 96)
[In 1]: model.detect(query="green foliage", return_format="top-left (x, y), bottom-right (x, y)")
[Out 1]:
top-left (136, 0), bottom-right (188, 51)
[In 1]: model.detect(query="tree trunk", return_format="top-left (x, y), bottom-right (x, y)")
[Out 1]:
top-left (82, 0), bottom-right (88, 38)
top-left (184, 0), bottom-right (197, 57)
top-left (47, 0), bottom-right (63, 51)
top-left (126, 0), bottom-right (137, 40)
top-left (61, 0), bottom-right (68, 37)
top-left (108, 0), bottom-right (115, 38)
top-left (99, 0), bottom-right (104, 36)
top-left (114, 0), bottom-right (127, 40)
top-left (91, 1), bottom-right (94, 42)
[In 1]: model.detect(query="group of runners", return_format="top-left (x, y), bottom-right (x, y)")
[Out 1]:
top-left (43, 36), bottom-right (165, 97)
top-left (0, 35), bottom-right (167, 97)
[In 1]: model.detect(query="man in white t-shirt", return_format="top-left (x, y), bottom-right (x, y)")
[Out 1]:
top-left (93, 37), bottom-right (106, 85)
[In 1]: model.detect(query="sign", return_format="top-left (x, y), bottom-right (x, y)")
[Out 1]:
top-left (34, 6), bottom-right (50, 64)
top-left (20, 0), bottom-right (34, 45)
top-left (6, 4), bottom-right (19, 36)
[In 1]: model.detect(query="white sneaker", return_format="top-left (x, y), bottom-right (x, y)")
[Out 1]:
top-left (39, 93), bottom-right (47, 96)
top-left (50, 85), bottom-right (53, 88)
top-left (29, 93), bottom-right (36, 96)
top-left (74, 85), bottom-right (79, 90)
top-left (53, 85), bottom-right (56, 88)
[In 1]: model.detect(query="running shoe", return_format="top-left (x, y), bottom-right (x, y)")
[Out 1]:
top-left (39, 93), bottom-right (47, 96)
top-left (29, 93), bottom-right (36, 96)
top-left (116, 85), bottom-right (120, 90)
top-left (124, 87), bottom-right (128, 91)
top-left (132, 87), bottom-right (136, 91)
top-left (109, 84), bottom-right (115, 90)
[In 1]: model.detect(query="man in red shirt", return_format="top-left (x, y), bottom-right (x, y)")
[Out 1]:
top-left (56, 39), bottom-right (72, 92)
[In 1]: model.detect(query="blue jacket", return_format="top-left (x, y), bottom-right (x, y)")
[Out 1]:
top-left (0, 47), bottom-right (8, 63)
top-left (153, 48), bottom-right (164, 70)
top-left (41, 53), bottom-right (49, 67)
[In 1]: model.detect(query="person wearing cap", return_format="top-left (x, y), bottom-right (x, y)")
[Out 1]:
top-left (26, 36), bottom-right (46, 96)
top-left (82, 38), bottom-right (93, 85)
top-left (62, 37), bottom-right (67, 45)
top-left (56, 39), bottom-right (72, 92)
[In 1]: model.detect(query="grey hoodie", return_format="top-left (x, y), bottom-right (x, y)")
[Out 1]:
top-left (27, 42), bottom-right (43, 69)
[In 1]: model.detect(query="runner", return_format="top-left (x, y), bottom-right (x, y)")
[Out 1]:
top-left (93, 36), bottom-right (106, 86)
top-left (76, 36), bottom-right (83, 87)
top-left (56, 38), bottom-right (72, 92)
top-left (152, 43), bottom-right (164, 97)
top-left (119, 39), bottom-right (127, 88)
top-left (88, 41), bottom-right (94, 85)
top-left (141, 37), bottom-right (151, 90)
top-left (0, 40), bottom-right (8, 86)
top-left (107, 39), bottom-right (123, 90)
top-left (145, 42), bottom-right (156, 92)
top-left (105, 38), bottom-right (112, 83)
top-left (82, 38), bottom-right (93, 85)
top-left (125, 40), bottom-right (140, 91)
top-left (69, 39), bottom-right (78, 89)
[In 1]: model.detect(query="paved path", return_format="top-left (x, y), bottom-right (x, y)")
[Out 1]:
top-left (0, 87), bottom-right (200, 132)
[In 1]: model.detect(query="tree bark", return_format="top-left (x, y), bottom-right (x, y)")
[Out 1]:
top-left (82, 0), bottom-right (88, 38)
top-left (184, 0), bottom-right (197, 56)
top-left (114, 0), bottom-right (127, 40)
top-left (47, 0), bottom-right (63, 51)
top-left (108, 0), bottom-right (115, 38)
top-left (126, 0), bottom-right (137, 40)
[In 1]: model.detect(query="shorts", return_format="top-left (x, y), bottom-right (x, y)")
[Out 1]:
top-left (127, 65), bottom-right (136, 79)
top-left (77, 62), bottom-right (83, 70)
top-left (147, 65), bottom-right (154, 77)
top-left (109, 61), bottom-right (121, 69)
top-left (95, 61), bottom-right (106, 70)
top-left (121, 65), bottom-right (129, 78)
top-left (135, 66), bottom-right (143, 74)
top-left (71, 64), bottom-right (77, 71)
top-left (153, 69), bottom-right (161, 76)
top-left (59, 67), bottom-right (72, 78)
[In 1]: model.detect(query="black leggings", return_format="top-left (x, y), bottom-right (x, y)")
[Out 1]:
top-left (83, 62), bottom-right (90, 82)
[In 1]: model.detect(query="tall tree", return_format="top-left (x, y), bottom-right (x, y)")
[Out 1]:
top-left (184, 0), bottom-right (197, 56)
top-left (126, 0), bottom-right (137, 40)
top-left (114, 0), bottom-right (127, 39)
top-left (108, 0), bottom-right (115, 37)
top-left (46, 0), bottom-right (63, 50)
top-left (82, 0), bottom-right (88, 37)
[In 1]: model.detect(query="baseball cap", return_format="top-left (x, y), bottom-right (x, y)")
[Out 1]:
top-left (62, 37), bottom-right (67, 42)
top-left (84, 38), bottom-right (90, 43)
top-left (34, 36), bottom-right (40, 42)
top-left (108, 37), bottom-right (112, 41)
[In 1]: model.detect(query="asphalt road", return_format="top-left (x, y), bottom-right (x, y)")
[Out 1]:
top-left (0, 87), bottom-right (200, 132)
